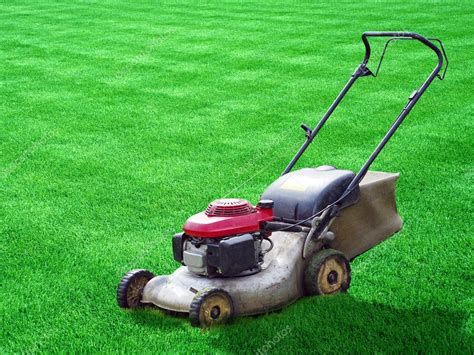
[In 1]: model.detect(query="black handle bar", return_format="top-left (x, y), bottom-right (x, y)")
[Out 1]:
top-left (283, 31), bottom-right (448, 201)
top-left (361, 32), bottom-right (444, 74)
top-left (343, 32), bottom-right (447, 192)
top-left (368, 36), bottom-right (449, 80)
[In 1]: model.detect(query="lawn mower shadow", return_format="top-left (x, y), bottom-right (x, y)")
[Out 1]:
top-left (127, 307), bottom-right (188, 331)
top-left (210, 294), bottom-right (472, 353)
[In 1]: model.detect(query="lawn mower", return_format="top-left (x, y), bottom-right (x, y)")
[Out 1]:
top-left (117, 32), bottom-right (448, 327)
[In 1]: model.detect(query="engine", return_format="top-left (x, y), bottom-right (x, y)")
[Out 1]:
top-left (172, 198), bottom-right (274, 277)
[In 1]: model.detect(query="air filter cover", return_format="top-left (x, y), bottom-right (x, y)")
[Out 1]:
top-left (205, 198), bottom-right (255, 217)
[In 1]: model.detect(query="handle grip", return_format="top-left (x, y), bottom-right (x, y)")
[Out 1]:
top-left (361, 32), bottom-right (444, 77)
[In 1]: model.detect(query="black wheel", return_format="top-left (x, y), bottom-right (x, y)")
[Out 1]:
top-left (117, 269), bottom-right (155, 308)
top-left (304, 249), bottom-right (351, 296)
top-left (189, 288), bottom-right (234, 327)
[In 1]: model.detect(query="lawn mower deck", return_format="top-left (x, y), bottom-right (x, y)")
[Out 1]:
top-left (117, 32), bottom-right (447, 327)
top-left (141, 171), bottom-right (401, 318)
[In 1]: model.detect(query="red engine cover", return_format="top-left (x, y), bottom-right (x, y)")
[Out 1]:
top-left (183, 198), bottom-right (273, 238)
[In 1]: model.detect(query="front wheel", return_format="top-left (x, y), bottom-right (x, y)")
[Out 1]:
top-left (189, 288), bottom-right (234, 327)
top-left (117, 269), bottom-right (155, 308)
top-left (304, 249), bottom-right (351, 295)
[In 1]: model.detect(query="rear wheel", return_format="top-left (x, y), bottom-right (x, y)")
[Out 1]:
top-left (117, 269), bottom-right (155, 308)
top-left (189, 288), bottom-right (234, 327)
top-left (304, 249), bottom-right (351, 295)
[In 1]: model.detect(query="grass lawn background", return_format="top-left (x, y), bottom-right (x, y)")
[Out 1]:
top-left (1, 1), bottom-right (472, 353)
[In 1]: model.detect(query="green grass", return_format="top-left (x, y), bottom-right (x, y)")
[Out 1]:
top-left (1, 1), bottom-right (473, 353)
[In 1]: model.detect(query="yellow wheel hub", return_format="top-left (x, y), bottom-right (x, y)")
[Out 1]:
top-left (199, 292), bottom-right (232, 326)
top-left (317, 256), bottom-right (349, 294)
